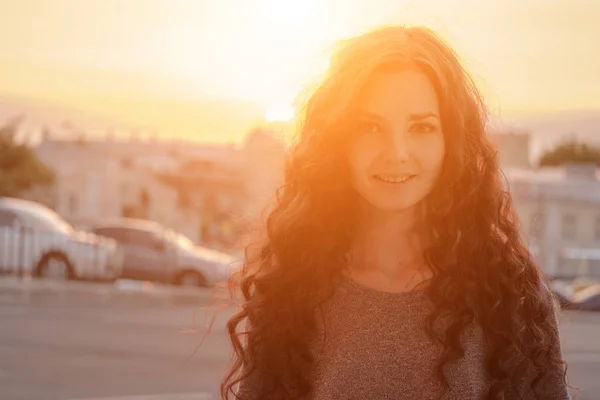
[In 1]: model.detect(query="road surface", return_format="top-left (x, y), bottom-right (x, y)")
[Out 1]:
top-left (0, 279), bottom-right (598, 400)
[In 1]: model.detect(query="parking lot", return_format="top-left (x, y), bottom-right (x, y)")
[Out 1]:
top-left (0, 278), bottom-right (599, 400)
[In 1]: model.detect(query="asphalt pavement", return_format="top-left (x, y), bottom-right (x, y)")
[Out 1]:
top-left (0, 278), bottom-right (599, 400)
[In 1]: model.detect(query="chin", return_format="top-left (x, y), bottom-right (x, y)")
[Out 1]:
top-left (365, 196), bottom-right (423, 212)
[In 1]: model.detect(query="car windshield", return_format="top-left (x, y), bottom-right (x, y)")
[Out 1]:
top-left (166, 229), bottom-right (196, 251)
top-left (20, 204), bottom-right (73, 235)
top-left (176, 233), bottom-right (196, 249)
top-left (166, 230), bottom-right (234, 264)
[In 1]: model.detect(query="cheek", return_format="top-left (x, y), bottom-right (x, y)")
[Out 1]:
top-left (347, 136), bottom-right (381, 177)
top-left (417, 136), bottom-right (445, 172)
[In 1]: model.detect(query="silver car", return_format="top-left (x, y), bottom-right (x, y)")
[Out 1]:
top-left (92, 219), bottom-right (238, 287)
top-left (0, 197), bottom-right (123, 281)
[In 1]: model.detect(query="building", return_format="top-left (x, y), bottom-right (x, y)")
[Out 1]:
top-left (506, 163), bottom-right (600, 278)
top-left (30, 129), bottom-right (287, 246)
top-left (241, 128), bottom-right (286, 221)
top-left (32, 138), bottom-right (201, 242)
top-left (489, 130), bottom-right (531, 169)
top-left (157, 156), bottom-right (246, 247)
top-left (155, 128), bottom-right (287, 248)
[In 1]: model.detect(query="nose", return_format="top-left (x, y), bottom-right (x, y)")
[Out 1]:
top-left (385, 130), bottom-right (410, 163)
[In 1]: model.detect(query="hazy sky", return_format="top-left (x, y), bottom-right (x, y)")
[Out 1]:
top-left (0, 0), bottom-right (597, 139)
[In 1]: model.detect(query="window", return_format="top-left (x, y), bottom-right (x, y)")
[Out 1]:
top-left (68, 193), bottom-right (78, 215)
top-left (561, 214), bottom-right (577, 241)
top-left (96, 226), bottom-right (164, 249)
top-left (586, 294), bottom-right (600, 309)
top-left (0, 210), bottom-right (17, 227)
top-left (558, 258), bottom-right (580, 279)
top-left (165, 229), bottom-right (195, 251)
top-left (93, 227), bottom-right (128, 243)
top-left (120, 183), bottom-right (129, 197)
top-left (126, 229), bottom-right (164, 250)
top-left (17, 204), bottom-right (72, 234)
top-left (590, 260), bottom-right (600, 278)
top-left (530, 213), bottom-right (544, 239)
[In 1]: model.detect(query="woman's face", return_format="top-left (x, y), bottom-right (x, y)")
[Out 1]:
top-left (346, 69), bottom-right (445, 212)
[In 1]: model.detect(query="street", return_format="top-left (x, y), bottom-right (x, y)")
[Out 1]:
top-left (0, 279), bottom-right (232, 400)
top-left (0, 280), bottom-right (599, 400)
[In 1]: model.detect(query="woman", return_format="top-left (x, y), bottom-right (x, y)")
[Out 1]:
top-left (222, 25), bottom-right (570, 399)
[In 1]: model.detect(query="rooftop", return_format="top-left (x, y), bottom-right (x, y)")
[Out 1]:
top-left (505, 166), bottom-right (600, 203)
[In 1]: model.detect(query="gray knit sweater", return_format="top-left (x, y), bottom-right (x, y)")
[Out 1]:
top-left (238, 278), bottom-right (570, 399)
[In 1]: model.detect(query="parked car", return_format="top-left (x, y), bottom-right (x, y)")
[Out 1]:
top-left (553, 291), bottom-right (575, 310)
top-left (549, 278), bottom-right (576, 310)
top-left (0, 197), bottom-right (123, 281)
top-left (91, 219), bottom-right (238, 287)
top-left (569, 277), bottom-right (600, 295)
top-left (572, 284), bottom-right (600, 311)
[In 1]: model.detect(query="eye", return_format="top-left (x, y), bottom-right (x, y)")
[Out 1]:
top-left (410, 122), bottom-right (437, 134)
top-left (355, 120), bottom-right (383, 135)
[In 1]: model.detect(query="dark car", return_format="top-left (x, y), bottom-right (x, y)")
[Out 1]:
top-left (91, 219), bottom-right (237, 287)
top-left (572, 285), bottom-right (600, 311)
top-left (553, 291), bottom-right (575, 310)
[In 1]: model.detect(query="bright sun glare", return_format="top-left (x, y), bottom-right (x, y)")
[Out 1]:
top-left (265, 103), bottom-right (295, 123)
top-left (261, 0), bottom-right (316, 24)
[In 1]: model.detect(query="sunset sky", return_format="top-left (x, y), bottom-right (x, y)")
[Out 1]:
top-left (0, 0), bottom-right (597, 141)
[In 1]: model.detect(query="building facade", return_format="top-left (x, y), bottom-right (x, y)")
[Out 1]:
top-left (489, 130), bottom-right (532, 169)
top-left (507, 164), bottom-right (600, 278)
top-left (32, 139), bottom-right (201, 242)
top-left (30, 129), bottom-right (286, 247)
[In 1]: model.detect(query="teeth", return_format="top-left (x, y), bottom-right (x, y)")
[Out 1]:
top-left (376, 175), bottom-right (413, 183)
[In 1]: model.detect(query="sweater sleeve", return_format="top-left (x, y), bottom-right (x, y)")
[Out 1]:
top-left (532, 285), bottom-right (571, 399)
top-left (235, 363), bottom-right (263, 400)
top-left (232, 318), bottom-right (266, 400)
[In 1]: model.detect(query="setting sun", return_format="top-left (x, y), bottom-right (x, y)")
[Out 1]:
top-left (260, 0), bottom-right (317, 25)
top-left (265, 103), bottom-right (295, 123)
top-left (0, 2), bottom-right (598, 400)
top-left (0, 0), bottom-right (598, 142)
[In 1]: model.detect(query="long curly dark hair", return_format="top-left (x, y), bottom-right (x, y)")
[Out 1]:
top-left (222, 25), bottom-right (567, 399)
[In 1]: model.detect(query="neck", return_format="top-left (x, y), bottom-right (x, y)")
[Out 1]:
top-left (350, 205), bottom-right (425, 278)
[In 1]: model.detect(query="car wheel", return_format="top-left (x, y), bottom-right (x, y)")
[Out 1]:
top-left (176, 270), bottom-right (206, 287)
top-left (35, 253), bottom-right (74, 281)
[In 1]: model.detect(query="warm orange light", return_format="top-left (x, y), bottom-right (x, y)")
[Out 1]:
top-left (265, 103), bottom-right (295, 123)
top-left (260, 0), bottom-right (317, 25)
top-left (2, 1), bottom-right (597, 142)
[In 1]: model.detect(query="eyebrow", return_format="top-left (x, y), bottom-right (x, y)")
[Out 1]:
top-left (356, 111), bottom-right (385, 121)
top-left (408, 112), bottom-right (439, 121)
top-left (357, 111), bottom-right (439, 121)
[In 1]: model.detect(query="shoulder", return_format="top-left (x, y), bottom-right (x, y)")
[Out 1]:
top-left (537, 278), bottom-right (560, 316)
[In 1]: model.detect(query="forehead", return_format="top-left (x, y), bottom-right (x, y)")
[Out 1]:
top-left (357, 69), bottom-right (440, 117)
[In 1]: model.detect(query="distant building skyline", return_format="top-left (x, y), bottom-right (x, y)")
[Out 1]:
top-left (0, 0), bottom-right (597, 140)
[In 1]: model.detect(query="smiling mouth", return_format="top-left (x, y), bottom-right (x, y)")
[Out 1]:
top-left (373, 174), bottom-right (416, 184)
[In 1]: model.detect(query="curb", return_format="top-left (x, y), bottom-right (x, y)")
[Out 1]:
top-left (0, 277), bottom-right (229, 307)
top-left (69, 392), bottom-right (214, 400)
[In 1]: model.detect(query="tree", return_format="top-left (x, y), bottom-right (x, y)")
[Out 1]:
top-left (0, 119), bottom-right (56, 197)
top-left (538, 140), bottom-right (600, 166)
